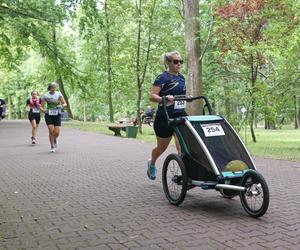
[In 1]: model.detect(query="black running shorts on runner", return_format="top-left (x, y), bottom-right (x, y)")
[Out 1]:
top-left (28, 112), bottom-right (41, 124)
top-left (154, 112), bottom-right (187, 138)
top-left (45, 114), bottom-right (61, 127)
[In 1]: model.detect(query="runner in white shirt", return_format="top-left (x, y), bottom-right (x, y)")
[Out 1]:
top-left (40, 82), bottom-right (67, 153)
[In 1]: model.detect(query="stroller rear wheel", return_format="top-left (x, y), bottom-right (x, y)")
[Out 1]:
top-left (219, 180), bottom-right (239, 199)
top-left (162, 153), bottom-right (187, 206)
top-left (240, 170), bottom-right (269, 218)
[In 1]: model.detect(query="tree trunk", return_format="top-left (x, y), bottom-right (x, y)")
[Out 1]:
top-left (51, 25), bottom-right (73, 119)
top-left (250, 99), bottom-right (256, 142)
top-left (298, 101), bottom-right (300, 126)
top-left (254, 111), bottom-right (257, 128)
top-left (183, 0), bottom-right (202, 115)
top-left (83, 97), bottom-right (87, 123)
top-left (15, 95), bottom-right (21, 119)
top-left (136, 85), bottom-right (142, 133)
top-left (249, 54), bottom-right (257, 142)
top-left (221, 78), bottom-right (231, 120)
top-left (294, 95), bottom-right (299, 129)
top-left (298, 95), bottom-right (300, 125)
top-left (105, 0), bottom-right (114, 122)
top-left (56, 76), bottom-right (73, 117)
top-left (136, 0), bottom-right (142, 134)
top-left (135, 0), bottom-right (156, 134)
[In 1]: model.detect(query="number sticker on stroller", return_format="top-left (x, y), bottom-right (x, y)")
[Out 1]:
top-left (201, 123), bottom-right (225, 137)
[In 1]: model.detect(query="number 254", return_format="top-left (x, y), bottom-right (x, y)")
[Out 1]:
top-left (207, 127), bottom-right (220, 133)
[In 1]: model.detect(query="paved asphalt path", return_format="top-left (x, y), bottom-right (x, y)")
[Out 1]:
top-left (0, 120), bottom-right (300, 250)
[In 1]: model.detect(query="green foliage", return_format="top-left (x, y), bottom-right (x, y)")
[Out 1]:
top-left (0, 0), bottom-right (299, 131)
top-left (209, 0), bottom-right (299, 131)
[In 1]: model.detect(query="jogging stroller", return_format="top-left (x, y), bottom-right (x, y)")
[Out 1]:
top-left (161, 96), bottom-right (269, 218)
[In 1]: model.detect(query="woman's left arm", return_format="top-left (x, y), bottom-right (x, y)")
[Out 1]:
top-left (60, 96), bottom-right (67, 108)
top-left (40, 99), bottom-right (46, 113)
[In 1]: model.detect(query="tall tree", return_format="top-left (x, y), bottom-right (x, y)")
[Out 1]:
top-left (51, 24), bottom-right (74, 119)
top-left (135, 0), bottom-right (156, 133)
top-left (104, 0), bottom-right (114, 122)
top-left (215, 0), bottom-right (296, 141)
top-left (182, 0), bottom-right (202, 115)
top-left (294, 95), bottom-right (300, 129)
top-left (0, 0), bottom-right (79, 118)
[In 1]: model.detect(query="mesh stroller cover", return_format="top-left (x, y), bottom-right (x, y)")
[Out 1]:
top-left (190, 120), bottom-right (254, 172)
top-left (176, 118), bottom-right (254, 181)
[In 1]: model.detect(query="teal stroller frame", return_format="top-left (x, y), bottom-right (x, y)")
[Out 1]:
top-left (161, 96), bottom-right (269, 218)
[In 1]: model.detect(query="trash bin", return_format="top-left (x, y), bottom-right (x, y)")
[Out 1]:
top-left (126, 126), bottom-right (138, 138)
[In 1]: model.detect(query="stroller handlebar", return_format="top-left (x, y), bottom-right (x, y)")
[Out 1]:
top-left (162, 95), bottom-right (213, 125)
top-left (173, 95), bottom-right (210, 103)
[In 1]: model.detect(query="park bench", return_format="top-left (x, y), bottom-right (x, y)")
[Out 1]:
top-left (107, 118), bottom-right (138, 136)
top-left (108, 124), bottom-right (127, 136)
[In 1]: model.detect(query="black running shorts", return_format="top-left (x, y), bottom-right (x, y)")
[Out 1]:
top-left (28, 112), bottom-right (41, 124)
top-left (154, 112), bottom-right (187, 138)
top-left (45, 114), bottom-right (61, 127)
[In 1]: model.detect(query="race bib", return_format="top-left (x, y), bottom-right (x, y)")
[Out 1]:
top-left (174, 100), bottom-right (186, 110)
top-left (48, 109), bottom-right (59, 116)
top-left (201, 123), bottom-right (225, 137)
top-left (32, 107), bottom-right (40, 113)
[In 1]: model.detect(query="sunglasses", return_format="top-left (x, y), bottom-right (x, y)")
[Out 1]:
top-left (172, 59), bottom-right (183, 65)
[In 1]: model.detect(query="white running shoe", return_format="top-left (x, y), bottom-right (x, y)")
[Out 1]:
top-left (31, 137), bottom-right (36, 145)
top-left (49, 148), bottom-right (56, 153)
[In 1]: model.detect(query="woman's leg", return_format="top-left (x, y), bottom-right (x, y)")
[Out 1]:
top-left (53, 115), bottom-right (61, 147)
top-left (36, 123), bottom-right (39, 137)
top-left (47, 124), bottom-right (55, 148)
top-left (151, 136), bottom-right (173, 165)
top-left (54, 126), bottom-right (60, 140)
top-left (35, 115), bottom-right (40, 139)
top-left (31, 120), bottom-right (37, 139)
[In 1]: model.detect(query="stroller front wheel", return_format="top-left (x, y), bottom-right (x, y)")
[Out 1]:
top-left (162, 153), bottom-right (187, 206)
top-left (240, 170), bottom-right (269, 218)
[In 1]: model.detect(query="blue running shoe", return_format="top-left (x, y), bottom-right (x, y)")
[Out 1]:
top-left (147, 159), bottom-right (156, 180)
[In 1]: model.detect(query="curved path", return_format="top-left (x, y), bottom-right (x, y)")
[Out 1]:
top-left (0, 120), bottom-right (299, 250)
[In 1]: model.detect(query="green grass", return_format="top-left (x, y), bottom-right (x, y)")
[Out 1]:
top-left (64, 120), bottom-right (158, 142)
top-left (64, 121), bottom-right (300, 162)
top-left (240, 126), bottom-right (300, 162)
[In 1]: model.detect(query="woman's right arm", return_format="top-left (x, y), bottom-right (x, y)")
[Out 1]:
top-left (150, 85), bottom-right (162, 103)
top-left (150, 85), bottom-right (174, 104)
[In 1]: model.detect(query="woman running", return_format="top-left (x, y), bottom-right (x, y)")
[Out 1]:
top-left (147, 51), bottom-right (187, 180)
top-left (40, 82), bottom-right (67, 153)
top-left (25, 91), bottom-right (41, 144)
